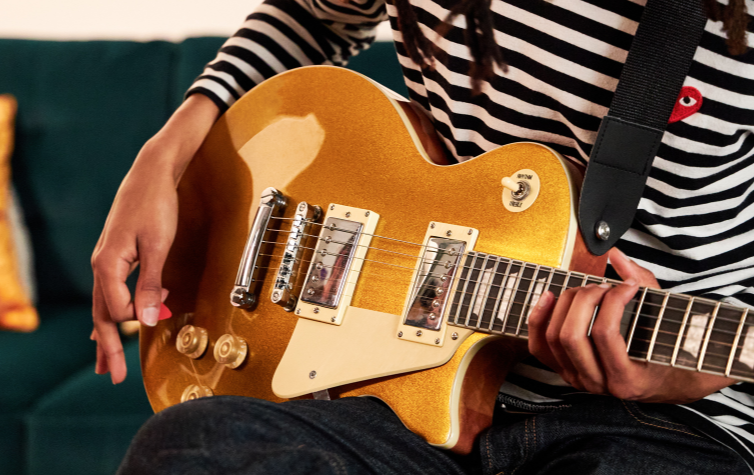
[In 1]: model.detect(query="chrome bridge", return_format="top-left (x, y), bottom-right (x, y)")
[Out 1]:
top-left (270, 202), bottom-right (322, 311)
top-left (230, 187), bottom-right (287, 309)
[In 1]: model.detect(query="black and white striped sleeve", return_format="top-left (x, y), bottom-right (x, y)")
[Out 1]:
top-left (186, 0), bottom-right (388, 112)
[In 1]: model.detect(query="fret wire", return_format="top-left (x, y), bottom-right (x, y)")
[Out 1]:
top-left (476, 255), bottom-right (498, 329)
top-left (561, 271), bottom-right (573, 296)
top-left (447, 297), bottom-right (754, 356)
top-left (698, 302), bottom-right (721, 372)
top-left (454, 252), bottom-right (477, 326)
top-left (444, 312), bottom-right (754, 365)
top-left (630, 326), bottom-right (740, 361)
top-left (263, 235), bottom-right (749, 328)
top-left (626, 287), bottom-right (648, 353)
top-left (646, 292), bottom-right (670, 362)
top-left (670, 296), bottom-right (695, 367)
top-left (454, 285), bottom-right (751, 340)
top-left (501, 262), bottom-right (525, 335)
top-left (463, 254), bottom-right (487, 328)
top-left (488, 259), bottom-right (513, 332)
top-left (727, 308), bottom-right (749, 377)
top-left (516, 264), bottom-right (541, 336)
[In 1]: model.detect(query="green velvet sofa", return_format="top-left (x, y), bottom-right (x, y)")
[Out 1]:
top-left (0, 37), bottom-right (405, 475)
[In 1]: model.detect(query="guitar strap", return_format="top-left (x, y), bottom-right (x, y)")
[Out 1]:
top-left (578, 0), bottom-right (707, 255)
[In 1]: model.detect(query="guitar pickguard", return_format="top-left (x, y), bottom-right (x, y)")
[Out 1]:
top-left (272, 306), bottom-right (474, 397)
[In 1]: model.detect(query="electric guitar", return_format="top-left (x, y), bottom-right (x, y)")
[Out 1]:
top-left (140, 65), bottom-right (754, 455)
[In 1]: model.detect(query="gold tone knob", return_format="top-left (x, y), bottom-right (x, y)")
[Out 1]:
top-left (213, 334), bottom-right (248, 369)
top-left (176, 325), bottom-right (208, 359)
top-left (180, 384), bottom-right (213, 403)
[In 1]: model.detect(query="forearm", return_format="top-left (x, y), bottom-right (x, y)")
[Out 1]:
top-left (134, 94), bottom-right (220, 186)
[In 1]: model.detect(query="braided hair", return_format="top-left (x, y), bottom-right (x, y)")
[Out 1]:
top-left (392, 0), bottom-right (750, 94)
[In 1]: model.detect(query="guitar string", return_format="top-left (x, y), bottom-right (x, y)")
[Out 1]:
top-left (256, 246), bottom-right (751, 338)
top-left (257, 251), bottom-right (752, 375)
top-left (258, 244), bottom-right (751, 333)
top-left (260, 226), bottom-right (740, 321)
top-left (449, 287), bottom-right (748, 342)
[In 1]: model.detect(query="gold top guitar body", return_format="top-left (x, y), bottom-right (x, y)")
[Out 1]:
top-left (140, 66), bottom-right (604, 454)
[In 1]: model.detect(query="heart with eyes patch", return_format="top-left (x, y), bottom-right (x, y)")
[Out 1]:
top-left (669, 86), bottom-right (703, 123)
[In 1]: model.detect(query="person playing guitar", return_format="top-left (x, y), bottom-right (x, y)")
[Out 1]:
top-left (91, 0), bottom-right (754, 473)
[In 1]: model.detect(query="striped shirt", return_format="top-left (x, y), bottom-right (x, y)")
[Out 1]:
top-left (187, 0), bottom-right (754, 469)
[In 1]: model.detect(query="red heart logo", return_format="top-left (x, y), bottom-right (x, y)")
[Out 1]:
top-left (669, 86), bottom-right (703, 123)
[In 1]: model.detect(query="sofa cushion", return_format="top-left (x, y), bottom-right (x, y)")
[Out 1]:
top-left (0, 39), bottom-right (178, 306)
top-left (26, 339), bottom-right (150, 475)
top-left (0, 304), bottom-right (95, 412)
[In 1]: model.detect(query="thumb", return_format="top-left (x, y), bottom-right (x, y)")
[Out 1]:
top-left (134, 254), bottom-right (168, 327)
top-left (608, 247), bottom-right (659, 288)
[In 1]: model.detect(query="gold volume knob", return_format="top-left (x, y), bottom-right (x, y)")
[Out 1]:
top-left (176, 325), bottom-right (209, 359)
top-left (213, 334), bottom-right (248, 369)
top-left (180, 384), bottom-right (213, 403)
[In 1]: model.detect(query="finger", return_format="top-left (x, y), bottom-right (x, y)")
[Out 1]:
top-left (133, 241), bottom-right (170, 327)
top-left (591, 279), bottom-right (640, 396)
top-left (95, 338), bottom-right (109, 376)
top-left (92, 283), bottom-right (127, 383)
top-left (559, 284), bottom-right (611, 394)
top-left (94, 250), bottom-right (137, 323)
top-left (545, 287), bottom-right (580, 385)
top-left (527, 291), bottom-right (559, 370)
top-left (608, 248), bottom-right (659, 288)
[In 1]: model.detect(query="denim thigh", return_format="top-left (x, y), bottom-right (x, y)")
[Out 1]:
top-left (479, 396), bottom-right (749, 475)
top-left (117, 395), bottom-right (466, 475)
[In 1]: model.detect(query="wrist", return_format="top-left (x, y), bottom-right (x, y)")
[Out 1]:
top-left (136, 94), bottom-right (220, 184)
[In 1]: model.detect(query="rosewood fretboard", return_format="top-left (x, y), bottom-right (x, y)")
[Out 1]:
top-left (446, 251), bottom-right (754, 382)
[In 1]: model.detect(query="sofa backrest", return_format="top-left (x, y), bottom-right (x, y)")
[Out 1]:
top-left (0, 37), bottom-right (405, 307)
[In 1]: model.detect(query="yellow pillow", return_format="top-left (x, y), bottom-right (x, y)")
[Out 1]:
top-left (0, 95), bottom-right (38, 332)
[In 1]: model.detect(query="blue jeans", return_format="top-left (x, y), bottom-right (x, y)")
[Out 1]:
top-left (118, 396), bottom-right (748, 474)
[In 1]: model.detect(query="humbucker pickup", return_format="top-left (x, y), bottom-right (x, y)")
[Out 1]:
top-left (294, 204), bottom-right (380, 325)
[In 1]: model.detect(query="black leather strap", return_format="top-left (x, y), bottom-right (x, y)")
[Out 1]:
top-left (578, 0), bottom-right (707, 255)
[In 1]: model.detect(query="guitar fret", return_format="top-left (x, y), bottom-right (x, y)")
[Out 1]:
top-left (458, 252), bottom-right (480, 327)
top-left (697, 302), bottom-right (721, 372)
top-left (626, 287), bottom-right (648, 354)
top-left (500, 263), bottom-right (524, 335)
top-left (727, 308), bottom-right (749, 377)
top-left (646, 292), bottom-right (670, 362)
top-left (488, 259), bottom-right (512, 332)
top-left (452, 253), bottom-right (476, 326)
top-left (475, 256), bottom-right (498, 329)
top-left (465, 254), bottom-right (491, 328)
top-left (670, 296), bottom-right (695, 367)
top-left (440, 248), bottom-right (754, 383)
top-left (516, 264), bottom-right (541, 336)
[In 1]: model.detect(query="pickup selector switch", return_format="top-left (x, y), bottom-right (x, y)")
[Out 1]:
top-left (176, 325), bottom-right (208, 359)
top-left (214, 334), bottom-right (248, 369)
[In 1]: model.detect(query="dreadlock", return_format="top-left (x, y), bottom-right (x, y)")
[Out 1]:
top-left (392, 0), bottom-right (750, 94)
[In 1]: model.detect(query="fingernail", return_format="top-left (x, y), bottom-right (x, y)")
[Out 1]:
top-left (142, 307), bottom-right (159, 327)
top-left (624, 278), bottom-right (637, 286)
top-left (599, 283), bottom-right (611, 289)
top-left (536, 291), bottom-right (551, 308)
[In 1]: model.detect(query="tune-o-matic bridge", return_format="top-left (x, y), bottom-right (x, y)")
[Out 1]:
top-left (271, 202), bottom-right (322, 311)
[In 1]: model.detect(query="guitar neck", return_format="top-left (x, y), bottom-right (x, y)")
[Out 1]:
top-left (445, 251), bottom-right (754, 382)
